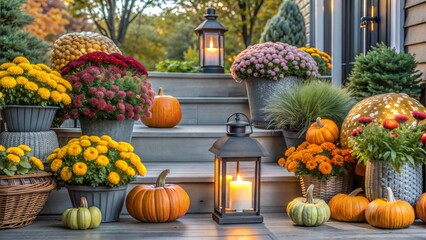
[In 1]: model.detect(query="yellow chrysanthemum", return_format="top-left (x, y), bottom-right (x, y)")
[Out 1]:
top-left (24, 81), bottom-right (39, 91)
top-left (97, 140), bottom-right (109, 146)
top-left (13, 56), bottom-right (30, 64)
top-left (60, 166), bottom-right (72, 181)
top-left (16, 76), bottom-right (29, 85)
top-left (67, 144), bottom-right (82, 156)
top-left (117, 143), bottom-right (129, 152)
top-left (125, 167), bottom-right (136, 177)
top-left (115, 160), bottom-right (128, 171)
top-left (0, 62), bottom-right (16, 70)
top-left (108, 140), bottom-right (119, 149)
top-left (18, 63), bottom-right (33, 71)
top-left (135, 162), bottom-right (147, 176)
top-left (50, 90), bottom-right (62, 103)
top-left (101, 135), bottom-right (112, 141)
top-left (28, 69), bottom-right (40, 77)
top-left (37, 87), bottom-right (51, 99)
top-left (121, 142), bottom-right (134, 152)
top-left (50, 70), bottom-right (61, 77)
top-left (89, 136), bottom-right (101, 143)
top-left (80, 135), bottom-right (90, 140)
top-left (6, 147), bottom-right (25, 157)
top-left (52, 147), bottom-right (61, 153)
top-left (129, 153), bottom-right (141, 165)
top-left (80, 139), bottom-right (91, 147)
top-left (61, 93), bottom-right (72, 105)
top-left (0, 145), bottom-right (5, 151)
top-left (48, 79), bottom-right (58, 88)
top-left (83, 147), bottom-right (98, 161)
top-left (57, 146), bottom-right (68, 158)
top-left (46, 153), bottom-right (57, 163)
top-left (56, 84), bottom-right (66, 93)
top-left (36, 64), bottom-right (51, 72)
top-left (31, 64), bottom-right (42, 71)
top-left (31, 157), bottom-right (44, 170)
top-left (7, 66), bottom-right (24, 75)
top-left (72, 162), bottom-right (88, 176)
top-left (120, 151), bottom-right (131, 159)
top-left (95, 155), bottom-right (109, 166)
top-left (96, 145), bottom-right (108, 154)
top-left (36, 72), bottom-right (50, 83)
top-left (1, 76), bottom-right (17, 88)
top-left (0, 71), bottom-right (9, 78)
top-left (7, 154), bottom-right (20, 163)
top-left (107, 171), bottom-right (120, 185)
top-left (61, 80), bottom-right (72, 90)
top-left (50, 159), bottom-right (63, 172)
top-left (69, 138), bottom-right (80, 143)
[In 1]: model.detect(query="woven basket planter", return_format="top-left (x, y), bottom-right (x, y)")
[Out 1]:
top-left (365, 160), bottom-right (423, 206)
top-left (299, 175), bottom-right (352, 202)
top-left (0, 172), bottom-right (56, 229)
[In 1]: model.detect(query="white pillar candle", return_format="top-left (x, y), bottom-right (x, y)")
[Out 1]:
top-left (230, 175), bottom-right (252, 212)
top-left (205, 47), bottom-right (219, 66)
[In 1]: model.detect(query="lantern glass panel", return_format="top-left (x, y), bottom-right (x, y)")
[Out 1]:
top-left (219, 35), bottom-right (224, 67)
top-left (204, 33), bottom-right (220, 66)
top-left (199, 34), bottom-right (204, 66)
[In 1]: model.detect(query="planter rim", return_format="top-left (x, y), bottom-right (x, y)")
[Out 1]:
top-left (0, 172), bottom-right (52, 180)
top-left (79, 118), bottom-right (135, 122)
top-left (4, 105), bottom-right (60, 109)
top-left (66, 184), bottom-right (128, 191)
top-left (244, 75), bottom-right (299, 81)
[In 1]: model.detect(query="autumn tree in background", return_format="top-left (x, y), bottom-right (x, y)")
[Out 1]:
top-left (68, 0), bottom-right (162, 48)
top-left (0, 0), bottom-right (50, 63)
top-left (23, 0), bottom-right (70, 41)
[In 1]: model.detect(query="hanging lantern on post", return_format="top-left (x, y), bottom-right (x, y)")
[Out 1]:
top-left (209, 113), bottom-right (268, 224)
top-left (194, 7), bottom-right (227, 73)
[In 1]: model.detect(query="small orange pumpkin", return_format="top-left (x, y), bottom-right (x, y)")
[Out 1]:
top-left (141, 87), bottom-right (182, 128)
top-left (328, 188), bottom-right (369, 222)
top-left (126, 169), bottom-right (190, 223)
top-left (306, 117), bottom-right (339, 144)
top-left (365, 187), bottom-right (415, 229)
top-left (415, 192), bottom-right (426, 222)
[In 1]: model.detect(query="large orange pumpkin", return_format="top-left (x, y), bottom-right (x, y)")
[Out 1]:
top-left (141, 87), bottom-right (182, 128)
top-left (305, 117), bottom-right (339, 144)
top-left (415, 192), bottom-right (426, 222)
top-left (340, 93), bottom-right (426, 148)
top-left (365, 187), bottom-right (415, 229)
top-left (126, 169), bottom-right (190, 222)
top-left (328, 188), bottom-right (369, 222)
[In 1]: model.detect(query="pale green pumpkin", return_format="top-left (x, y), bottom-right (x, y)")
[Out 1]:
top-left (286, 184), bottom-right (330, 226)
top-left (62, 196), bottom-right (102, 230)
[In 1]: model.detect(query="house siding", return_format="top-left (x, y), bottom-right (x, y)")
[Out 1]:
top-left (295, 0), bottom-right (311, 46)
top-left (405, 0), bottom-right (426, 80)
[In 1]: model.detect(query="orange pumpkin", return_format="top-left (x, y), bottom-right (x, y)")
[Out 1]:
top-left (305, 117), bottom-right (339, 144)
top-left (328, 188), bottom-right (369, 222)
top-left (415, 192), bottom-right (426, 222)
top-left (126, 169), bottom-right (190, 223)
top-left (141, 87), bottom-right (182, 128)
top-left (365, 187), bottom-right (415, 229)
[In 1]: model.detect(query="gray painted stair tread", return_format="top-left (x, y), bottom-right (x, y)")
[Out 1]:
top-left (177, 97), bottom-right (247, 103)
top-left (136, 162), bottom-right (295, 183)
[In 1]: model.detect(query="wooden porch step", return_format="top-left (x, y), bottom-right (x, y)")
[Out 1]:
top-left (41, 162), bottom-right (300, 215)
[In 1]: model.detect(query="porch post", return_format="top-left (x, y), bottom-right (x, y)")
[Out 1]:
top-left (331, 0), bottom-right (342, 87)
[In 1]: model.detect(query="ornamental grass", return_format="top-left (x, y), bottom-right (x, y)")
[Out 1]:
top-left (278, 141), bottom-right (355, 180)
top-left (46, 135), bottom-right (146, 188)
top-left (0, 144), bottom-right (44, 176)
top-left (0, 56), bottom-right (72, 109)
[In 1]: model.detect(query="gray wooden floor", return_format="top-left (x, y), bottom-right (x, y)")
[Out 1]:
top-left (2, 213), bottom-right (426, 240)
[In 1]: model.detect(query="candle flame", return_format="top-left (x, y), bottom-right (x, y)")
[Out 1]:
top-left (209, 37), bottom-right (214, 48)
top-left (237, 174), bottom-right (242, 182)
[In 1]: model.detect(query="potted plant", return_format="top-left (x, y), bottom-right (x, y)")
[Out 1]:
top-left (46, 135), bottom-right (147, 222)
top-left (61, 52), bottom-right (155, 142)
top-left (230, 42), bottom-right (319, 128)
top-left (300, 47), bottom-right (331, 76)
top-left (0, 144), bottom-right (56, 229)
top-left (278, 141), bottom-right (355, 202)
top-left (264, 80), bottom-right (354, 148)
top-left (349, 112), bottom-right (426, 206)
top-left (0, 56), bottom-right (72, 131)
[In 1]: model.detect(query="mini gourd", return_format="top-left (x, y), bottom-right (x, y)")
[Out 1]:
top-left (328, 188), bottom-right (369, 222)
top-left (286, 184), bottom-right (330, 226)
top-left (141, 87), bottom-right (182, 128)
top-left (365, 187), bottom-right (415, 229)
top-left (126, 169), bottom-right (190, 222)
top-left (61, 196), bottom-right (102, 230)
top-left (306, 117), bottom-right (339, 144)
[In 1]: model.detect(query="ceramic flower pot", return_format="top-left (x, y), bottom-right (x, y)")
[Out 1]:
top-left (79, 118), bottom-right (134, 143)
top-left (245, 76), bottom-right (298, 129)
top-left (282, 131), bottom-right (306, 149)
top-left (1, 105), bottom-right (59, 132)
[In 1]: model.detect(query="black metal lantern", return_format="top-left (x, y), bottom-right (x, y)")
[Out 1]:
top-left (194, 7), bottom-right (227, 73)
top-left (209, 113), bottom-right (268, 224)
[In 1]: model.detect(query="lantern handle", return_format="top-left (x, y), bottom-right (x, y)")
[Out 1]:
top-left (226, 113), bottom-right (253, 135)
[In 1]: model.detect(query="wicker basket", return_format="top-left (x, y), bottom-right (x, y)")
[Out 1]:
top-left (365, 160), bottom-right (423, 206)
top-left (0, 172), bottom-right (56, 229)
top-left (299, 175), bottom-right (352, 202)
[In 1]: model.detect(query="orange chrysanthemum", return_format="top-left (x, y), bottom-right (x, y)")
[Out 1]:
top-left (318, 162), bottom-right (332, 175)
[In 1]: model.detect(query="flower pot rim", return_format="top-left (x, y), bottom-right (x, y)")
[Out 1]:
top-left (245, 75), bottom-right (299, 81)
top-left (4, 105), bottom-right (60, 109)
top-left (66, 184), bottom-right (128, 190)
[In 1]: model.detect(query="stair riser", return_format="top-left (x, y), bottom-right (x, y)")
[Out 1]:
top-left (41, 179), bottom-right (299, 215)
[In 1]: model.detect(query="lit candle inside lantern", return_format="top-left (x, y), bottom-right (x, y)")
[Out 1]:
top-left (230, 174), bottom-right (252, 212)
top-left (219, 175), bottom-right (233, 208)
top-left (205, 37), bottom-right (219, 66)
